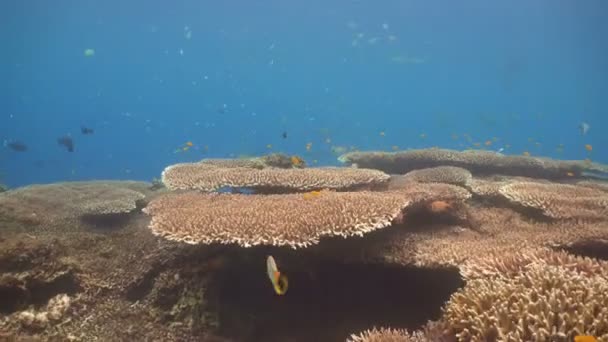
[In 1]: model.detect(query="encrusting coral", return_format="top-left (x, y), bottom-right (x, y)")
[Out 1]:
top-left (161, 162), bottom-right (390, 192)
top-left (0, 181), bottom-right (147, 230)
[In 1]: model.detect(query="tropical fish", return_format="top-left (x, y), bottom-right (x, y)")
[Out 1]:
top-left (575, 336), bottom-right (597, 342)
top-left (585, 144), bottom-right (593, 152)
top-left (266, 255), bottom-right (288, 295)
top-left (81, 126), bottom-right (94, 135)
top-left (290, 155), bottom-right (305, 168)
top-left (303, 190), bottom-right (322, 200)
top-left (83, 48), bottom-right (95, 57)
top-left (57, 136), bottom-right (74, 152)
top-left (282, 131), bottom-right (287, 139)
top-left (379, 131), bottom-right (385, 137)
top-left (5, 140), bottom-right (27, 152)
top-left (579, 122), bottom-right (590, 135)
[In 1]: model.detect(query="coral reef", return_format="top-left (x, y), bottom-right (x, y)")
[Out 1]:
top-left (161, 162), bottom-right (390, 192)
top-left (0, 181), bottom-right (151, 232)
top-left (1, 156), bottom-right (607, 341)
top-left (443, 249), bottom-right (608, 341)
top-left (339, 148), bottom-right (608, 180)
top-left (399, 166), bottom-right (473, 187)
top-left (144, 183), bottom-right (471, 248)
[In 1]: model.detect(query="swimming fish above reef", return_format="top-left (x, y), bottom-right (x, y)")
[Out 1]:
top-left (57, 136), bottom-right (74, 152)
top-left (266, 255), bottom-right (288, 295)
top-left (579, 122), bottom-right (590, 135)
top-left (81, 126), bottom-right (94, 135)
top-left (4, 140), bottom-right (28, 152)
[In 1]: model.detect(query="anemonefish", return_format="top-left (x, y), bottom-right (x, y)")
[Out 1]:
top-left (575, 336), bottom-right (597, 342)
top-left (266, 255), bottom-right (288, 295)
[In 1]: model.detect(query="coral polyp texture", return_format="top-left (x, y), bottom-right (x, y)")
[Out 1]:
top-left (339, 148), bottom-right (608, 180)
top-left (161, 162), bottom-right (390, 192)
top-left (443, 249), bottom-right (608, 341)
top-left (499, 181), bottom-right (608, 220)
top-left (144, 190), bottom-right (411, 248)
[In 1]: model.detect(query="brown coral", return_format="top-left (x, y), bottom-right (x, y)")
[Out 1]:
top-left (339, 148), bottom-right (607, 180)
top-left (401, 166), bottom-right (472, 187)
top-left (161, 163), bottom-right (390, 192)
top-left (499, 181), bottom-right (608, 220)
top-left (347, 327), bottom-right (422, 342)
top-left (0, 181), bottom-right (147, 230)
top-left (144, 191), bottom-right (413, 248)
top-left (443, 249), bottom-right (608, 341)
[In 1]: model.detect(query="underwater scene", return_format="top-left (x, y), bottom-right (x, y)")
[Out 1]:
top-left (1, 1), bottom-right (607, 341)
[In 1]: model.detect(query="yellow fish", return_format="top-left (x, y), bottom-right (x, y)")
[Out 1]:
top-left (303, 190), bottom-right (322, 200)
top-left (266, 256), bottom-right (288, 295)
top-left (575, 336), bottom-right (597, 342)
top-left (585, 144), bottom-right (593, 152)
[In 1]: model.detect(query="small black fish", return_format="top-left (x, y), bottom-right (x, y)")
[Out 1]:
top-left (282, 131), bottom-right (287, 139)
top-left (81, 126), bottom-right (94, 135)
top-left (57, 136), bottom-right (74, 152)
top-left (6, 141), bottom-right (28, 152)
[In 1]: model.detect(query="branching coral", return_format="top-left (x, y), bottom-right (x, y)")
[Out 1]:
top-left (443, 249), bottom-right (608, 341)
top-left (161, 163), bottom-right (390, 192)
top-left (499, 182), bottom-right (608, 220)
top-left (144, 191), bottom-right (412, 248)
top-left (348, 327), bottom-right (424, 342)
top-left (401, 166), bottom-right (472, 187)
top-left (338, 148), bottom-right (606, 180)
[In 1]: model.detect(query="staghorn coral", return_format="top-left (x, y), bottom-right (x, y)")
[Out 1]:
top-left (161, 162), bottom-right (390, 192)
top-left (338, 148), bottom-right (607, 180)
top-left (0, 181), bottom-right (147, 230)
top-left (499, 181), bottom-right (608, 220)
top-left (347, 327), bottom-right (422, 342)
top-left (400, 166), bottom-right (472, 187)
top-left (144, 191), bottom-right (412, 248)
top-left (443, 249), bottom-right (608, 341)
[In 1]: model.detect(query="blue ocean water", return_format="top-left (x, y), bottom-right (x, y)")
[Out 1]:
top-left (1, 0), bottom-right (607, 187)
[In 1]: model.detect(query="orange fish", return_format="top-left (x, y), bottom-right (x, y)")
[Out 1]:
top-left (585, 144), bottom-right (593, 151)
top-left (290, 156), bottom-right (305, 168)
top-left (575, 336), bottom-right (597, 342)
top-left (186, 141), bottom-right (193, 147)
top-left (303, 190), bottom-right (322, 200)
top-left (266, 255), bottom-right (288, 295)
